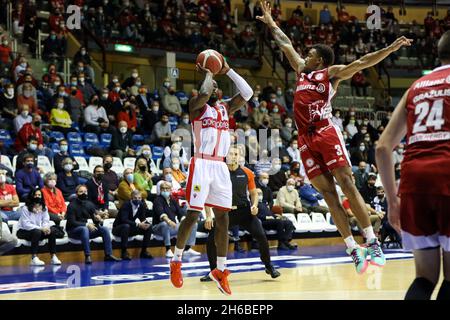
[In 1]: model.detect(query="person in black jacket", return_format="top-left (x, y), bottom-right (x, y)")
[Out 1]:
top-left (86, 165), bottom-right (110, 214)
top-left (112, 190), bottom-right (153, 260)
top-left (109, 121), bottom-right (135, 160)
top-left (65, 185), bottom-right (120, 264)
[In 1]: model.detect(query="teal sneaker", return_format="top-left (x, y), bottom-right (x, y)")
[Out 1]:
top-left (346, 246), bottom-right (369, 274)
top-left (367, 238), bottom-right (386, 267)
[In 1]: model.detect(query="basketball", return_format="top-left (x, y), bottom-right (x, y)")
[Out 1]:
top-left (196, 49), bottom-right (224, 74)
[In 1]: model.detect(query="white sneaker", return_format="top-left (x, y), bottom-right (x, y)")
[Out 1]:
top-left (165, 249), bottom-right (174, 258)
top-left (51, 255), bottom-right (62, 265)
top-left (30, 256), bottom-right (45, 266)
top-left (184, 248), bottom-right (201, 256)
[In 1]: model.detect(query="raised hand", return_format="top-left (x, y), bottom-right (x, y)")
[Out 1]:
top-left (195, 63), bottom-right (213, 76)
top-left (217, 58), bottom-right (230, 75)
top-left (388, 36), bottom-right (413, 52)
top-left (256, 1), bottom-right (274, 25)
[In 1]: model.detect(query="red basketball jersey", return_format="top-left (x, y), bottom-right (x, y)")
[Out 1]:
top-left (400, 64), bottom-right (450, 195)
top-left (293, 68), bottom-right (336, 130)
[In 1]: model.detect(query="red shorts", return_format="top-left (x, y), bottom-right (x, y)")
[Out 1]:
top-left (298, 120), bottom-right (351, 180)
top-left (400, 193), bottom-right (450, 252)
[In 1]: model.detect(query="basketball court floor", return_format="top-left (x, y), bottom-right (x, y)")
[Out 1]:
top-left (0, 244), bottom-right (436, 300)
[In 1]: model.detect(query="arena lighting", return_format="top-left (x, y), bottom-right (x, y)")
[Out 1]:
top-left (422, 70), bottom-right (432, 75)
top-left (114, 44), bottom-right (134, 53)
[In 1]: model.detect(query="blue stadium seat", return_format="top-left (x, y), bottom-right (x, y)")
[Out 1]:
top-left (100, 133), bottom-right (112, 148)
top-left (69, 144), bottom-right (86, 157)
top-left (132, 134), bottom-right (144, 147)
top-left (152, 146), bottom-right (164, 160)
top-left (49, 131), bottom-right (65, 142)
top-left (84, 132), bottom-right (99, 147)
top-left (0, 130), bottom-right (12, 146)
top-left (67, 132), bottom-right (83, 144)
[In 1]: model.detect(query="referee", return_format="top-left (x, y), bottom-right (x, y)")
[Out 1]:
top-left (200, 146), bottom-right (281, 281)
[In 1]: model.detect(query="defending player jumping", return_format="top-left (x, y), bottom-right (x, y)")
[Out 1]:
top-left (257, 1), bottom-right (412, 273)
top-left (169, 58), bottom-right (253, 295)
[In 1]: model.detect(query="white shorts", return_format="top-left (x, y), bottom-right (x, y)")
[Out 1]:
top-left (185, 157), bottom-right (232, 212)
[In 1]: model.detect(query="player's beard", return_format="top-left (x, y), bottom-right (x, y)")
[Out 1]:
top-left (208, 95), bottom-right (218, 106)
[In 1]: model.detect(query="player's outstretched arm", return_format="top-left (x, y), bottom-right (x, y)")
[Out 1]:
top-left (189, 64), bottom-right (215, 120)
top-left (375, 89), bottom-right (409, 234)
top-left (218, 59), bottom-right (254, 114)
top-left (329, 36), bottom-right (413, 81)
top-left (256, 1), bottom-right (305, 74)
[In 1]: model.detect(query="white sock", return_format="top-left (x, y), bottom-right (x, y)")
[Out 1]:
top-left (363, 226), bottom-right (377, 242)
top-left (172, 247), bottom-right (184, 262)
top-left (344, 236), bottom-right (358, 249)
top-left (217, 256), bottom-right (226, 271)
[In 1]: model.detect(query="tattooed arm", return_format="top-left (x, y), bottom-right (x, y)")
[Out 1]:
top-left (256, 1), bottom-right (305, 74)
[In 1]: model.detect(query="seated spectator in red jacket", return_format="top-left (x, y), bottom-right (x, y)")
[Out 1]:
top-left (15, 114), bottom-right (43, 152)
top-left (42, 172), bottom-right (67, 226)
top-left (116, 101), bottom-right (138, 132)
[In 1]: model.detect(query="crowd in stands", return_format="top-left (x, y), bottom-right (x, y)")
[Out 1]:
top-left (2, 0), bottom-right (435, 263)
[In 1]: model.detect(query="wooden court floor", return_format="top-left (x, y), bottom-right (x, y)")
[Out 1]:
top-left (2, 258), bottom-right (442, 300)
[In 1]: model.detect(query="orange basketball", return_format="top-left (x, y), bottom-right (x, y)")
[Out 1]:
top-left (196, 49), bottom-right (224, 74)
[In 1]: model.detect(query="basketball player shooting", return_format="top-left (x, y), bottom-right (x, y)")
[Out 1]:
top-left (376, 31), bottom-right (450, 300)
top-left (170, 53), bottom-right (253, 295)
top-left (257, 1), bottom-right (412, 274)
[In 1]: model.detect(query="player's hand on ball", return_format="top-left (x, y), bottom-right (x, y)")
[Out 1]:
top-left (196, 63), bottom-right (213, 76)
top-left (387, 196), bottom-right (401, 234)
top-left (217, 58), bottom-right (230, 75)
top-left (251, 205), bottom-right (259, 216)
top-left (256, 1), bottom-right (273, 25)
top-left (389, 36), bottom-right (413, 52)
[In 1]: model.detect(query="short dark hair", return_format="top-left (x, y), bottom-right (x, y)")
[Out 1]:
top-left (94, 165), bottom-right (104, 173)
top-left (23, 153), bottom-right (35, 162)
top-left (438, 30), bottom-right (450, 62)
top-left (312, 44), bottom-right (335, 67)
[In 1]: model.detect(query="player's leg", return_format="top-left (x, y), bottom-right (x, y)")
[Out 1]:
top-left (174, 210), bottom-right (201, 259)
top-left (310, 171), bottom-right (368, 274)
top-left (436, 195), bottom-right (450, 300)
top-left (332, 166), bottom-right (385, 267)
top-left (405, 248), bottom-right (441, 300)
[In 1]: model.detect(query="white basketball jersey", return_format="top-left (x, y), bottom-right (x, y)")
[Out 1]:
top-left (192, 102), bottom-right (231, 158)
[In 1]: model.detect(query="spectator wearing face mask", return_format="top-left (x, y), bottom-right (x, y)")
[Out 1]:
top-left (53, 139), bottom-right (78, 175)
top-left (135, 85), bottom-right (151, 111)
top-left (268, 158), bottom-right (288, 192)
top-left (136, 145), bottom-right (158, 173)
top-left (0, 83), bottom-right (18, 128)
top-left (15, 114), bottom-right (44, 153)
top-left (152, 181), bottom-right (198, 258)
top-left (350, 125), bottom-right (368, 148)
top-left (360, 173), bottom-right (378, 204)
top-left (113, 189), bottom-right (153, 260)
top-left (161, 86), bottom-right (182, 117)
top-left (110, 121), bottom-right (135, 160)
top-left (298, 180), bottom-right (329, 215)
top-left (276, 178), bottom-right (307, 215)
top-left (56, 157), bottom-right (80, 201)
top-left (250, 100), bottom-right (267, 128)
top-left (77, 72), bottom-right (95, 104)
top-left (17, 82), bottom-right (38, 115)
top-left (13, 103), bottom-right (32, 133)
top-left (169, 158), bottom-right (186, 184)
top-left (274, 86), bottom-right (287, 110)
top-left (331, 110), bottom-right (343, 132)
top-left (280, 118), bottom-right (294, 144)
top-left (83, 95), bottom-right (110, 134)
top-left (287, 139), bottom-right (301, 163)
top-left (15, 154), bottom-right (44, 201)
top-left (73, 47), bottom-right (94, 80)
top-left (143, 101), bottom-right (162, 135)
top-left (159, 78), bottom-right (171, 99)
top-left (0, 169), bottom-right (20, 222)
top-left (345, 116), bottom-right (358, 138)
top-left (117, 168), bottom-right (148, 208)
top-left (41, 172), bottom-right (66, 226)
top-left (86, 165), bottom-right (111, 216)
top-left (116, 101), bottom-right (137, 132)
top-left (150, 113), bottom-right (172, 147)
top-left (392, 143), bottom-right (404, 165)
top-left (133, 158), bottom-right (153, 199)
top-left (102, 155), bottom-right (119, 201)
top-left (66, 184), bottom-right (120, 264)
top-left (353, 161), bottom-right (369, 191)
top-left (351, 142), bottom-right (369, 166)
top-left (50, 97), bottom-right (73, 135)
top-left (256, 172), bottom-right (274, 208)
top-left (122, 69), bottom-right (140, 90)
top-left (267, 93), bottom-right (286, 116)
top-left (14, 57), bottom-right (28, 82)
top-left (17, 188), bottom-right (62, 266)
top-left (176, 113), bottom-right (192, 136)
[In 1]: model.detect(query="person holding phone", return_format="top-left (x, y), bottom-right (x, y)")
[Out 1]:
top-left (112, 189), bottom-right (153, 260)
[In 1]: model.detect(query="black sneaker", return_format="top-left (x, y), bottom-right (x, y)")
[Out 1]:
top-left (121, 251), bottom-right (132, 260)
top-left (104, 255), bottom-right (121, 262)
top-left (277, 242), bottom-right (290, 250)
top-left (200, 273), bottom-right (212, 282)
top-left (265, 265), bottom-right (281, 279)
top-left (140, 251), bottom-right (154, 259)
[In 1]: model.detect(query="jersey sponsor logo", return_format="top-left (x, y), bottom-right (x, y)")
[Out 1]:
top-left (326, 159), bottom-right (337, 166)
top-left (306, 158), bottom-right (315, 168)
top-left (307, 165), bottom-right (321, 173)
top-left (201, 117), bottom-right (229, 130)
top-left (316, 83), bottom-right (326, 93)
top-left (408, 131), bottom-right (450, 144)
top-left (296, 83), bottom-right (326, 93)
top-left (412, 88), bottom-right (450, 104)
top-left (299, 144), bottom-right (308, 152)
top-left (194, 185), bottom-right (201, 192)
top-left (414, 78), bottom-right (446, 89)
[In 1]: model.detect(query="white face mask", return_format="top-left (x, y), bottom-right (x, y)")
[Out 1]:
top-left (119, 127), bottom-right (127, 134)
top-left (47, 180), bottom-right (56, 188)
top-left (182, 118), bottom-right (189, 124)
top-left (260, 178), bottom-right (269, 186)
top-left (292, 144), bottom-right (298, 150)
top-left (172, 163), bottom-right (180, 170)
top-left (132, 73), bottom-right (138, 78)
top-left (142, 150), bottom-right (151, 157)
top-left (57, 103), bottom-right (64, 109)
top-left (359, 146), bottom-right (366, 152)
top-left (285, 122), bottom-right (292, 128)
top-left (21, 110), bottom-right (29, 117)
top-left (287, 185), bottom-right (295, 192)
top-left (0, 175), bottom-right (6, 183)
top-left (6, 88), bottom-right (14, 96)
top-left (273, 108), bottom-right (279, 113)
top-left (165, 174), bottom-right (172, 182)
